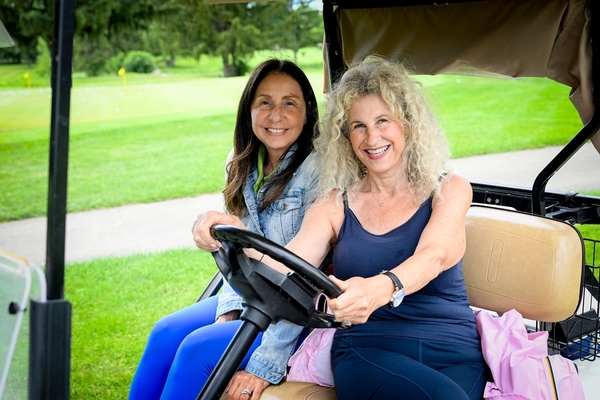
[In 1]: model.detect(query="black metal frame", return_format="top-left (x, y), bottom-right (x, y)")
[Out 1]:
top-left (29, 1), bottom-right (75, 399)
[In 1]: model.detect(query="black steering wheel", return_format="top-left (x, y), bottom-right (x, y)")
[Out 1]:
top-left (197, 225), bottom-right (346, 399)
top-left (210, 224), bottom-right (345, 329)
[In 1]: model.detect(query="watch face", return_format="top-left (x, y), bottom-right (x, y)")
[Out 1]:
top-left (392, 288), bottom-right (405, 307)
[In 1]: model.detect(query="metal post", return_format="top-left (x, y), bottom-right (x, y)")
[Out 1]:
top-left (45, 0), bottom-right (74, 299)
top-left (29, 0), bottom-right (75, 399)
top-left (29, 300), bottom-right (72, 400)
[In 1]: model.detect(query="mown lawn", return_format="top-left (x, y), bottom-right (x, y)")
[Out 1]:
top-left (0, 56), bottom-right (584, 222)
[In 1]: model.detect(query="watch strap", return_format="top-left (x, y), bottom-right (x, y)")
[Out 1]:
top-left (380, 270), bottom-right (404, 308)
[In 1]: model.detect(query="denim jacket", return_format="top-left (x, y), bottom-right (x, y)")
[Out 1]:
top-left (216, 145), bottom-right (318, 384)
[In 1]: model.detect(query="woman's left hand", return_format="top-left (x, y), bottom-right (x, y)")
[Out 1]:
top-left (226, 370), bottom-right (271, 400)
top-left (192, 211), bottom-right (245, 252)
top-left (327, 275), bottom-right (387, 325)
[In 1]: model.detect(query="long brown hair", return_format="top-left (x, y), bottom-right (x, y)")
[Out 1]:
top-left (224, 59), bottom-right (319, 216)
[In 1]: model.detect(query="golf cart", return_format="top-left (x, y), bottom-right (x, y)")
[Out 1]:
top-left (199, 0), bottom-right (600, 399)
top-left (1, 0), bottom-right (599, 399)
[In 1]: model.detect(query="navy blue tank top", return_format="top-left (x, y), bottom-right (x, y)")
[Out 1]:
top-left (332, 194), bottom-right (480, 347)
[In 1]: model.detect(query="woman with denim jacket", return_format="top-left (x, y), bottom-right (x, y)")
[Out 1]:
top-left (129, 59), bottom-right (320, 400)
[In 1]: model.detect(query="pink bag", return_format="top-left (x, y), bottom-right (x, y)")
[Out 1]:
top-left (475, 309), bottom-right (585, 400)
top-left (287, 328), bottom-right (335, 387)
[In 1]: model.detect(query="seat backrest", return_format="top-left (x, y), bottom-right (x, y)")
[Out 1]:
top-left (463, 205), bottom-right (585, 323)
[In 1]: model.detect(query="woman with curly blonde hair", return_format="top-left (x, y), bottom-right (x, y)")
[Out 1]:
top-left (312, 55), bottom-right (450, 204)
top-left (194, 55), bottom-right (486, 400)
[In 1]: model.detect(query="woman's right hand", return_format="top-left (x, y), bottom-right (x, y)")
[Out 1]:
top-left (216, 310), bottom-right (241, 323)
top-left (192, 211), bottom-right (245, 252)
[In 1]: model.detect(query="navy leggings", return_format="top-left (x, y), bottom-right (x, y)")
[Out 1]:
top-left (128, 296), bottom-right (263, 400)
top-left (331, 335), bottom-right (487, 400)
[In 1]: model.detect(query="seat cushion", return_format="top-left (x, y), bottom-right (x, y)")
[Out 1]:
top-left (219, 381), bottom-right (337, 400)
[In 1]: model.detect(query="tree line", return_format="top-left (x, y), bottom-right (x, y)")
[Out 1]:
top-left (0, 0), bottom-right (323, 77)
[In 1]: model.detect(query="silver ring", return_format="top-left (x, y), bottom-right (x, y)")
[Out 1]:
top-left (342, 317), bottom-right (352, 327)
top-left (241, 388), bottom-right (253, 396)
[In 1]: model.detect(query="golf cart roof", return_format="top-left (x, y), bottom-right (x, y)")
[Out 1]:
top-left (323, 0), bottom-right (596, 130)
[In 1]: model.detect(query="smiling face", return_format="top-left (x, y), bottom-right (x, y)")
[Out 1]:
top-left (250, 72), bottom-right (307, 161)
top-left (348, 94), bottom-right (407, 175)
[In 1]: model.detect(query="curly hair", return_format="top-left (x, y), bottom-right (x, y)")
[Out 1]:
top-left (224, 59), bottom-right (319, 216)
top-left (312, 55), bottom-right (450, 204)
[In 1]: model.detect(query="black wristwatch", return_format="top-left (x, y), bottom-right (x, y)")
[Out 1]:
top-left (380, 270), bottom-right (405, 308)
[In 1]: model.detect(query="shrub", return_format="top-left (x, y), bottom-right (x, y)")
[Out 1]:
top-left (235, 58), bottom-right (251, 76)
top-left (123, 51), bottom-right (156, 74)
top-left (106, 52), bottom-right (127, 75)
top-left (34, 36), bottom-right (51, 78)
top-left (73, 35), bottom-right (113, 77)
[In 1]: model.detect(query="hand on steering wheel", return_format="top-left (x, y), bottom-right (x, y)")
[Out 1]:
top-left (211, 225), bottom-right (347, 329)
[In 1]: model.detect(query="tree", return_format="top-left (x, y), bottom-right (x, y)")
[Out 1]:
top-left (145, 0), bottom-right (198, 67)
top-left (1, 0), bottom-right (323, 76)
top-left (1, 0), bottom-right (160, 65)
top-left (215, 16), bottom-right (261, 76)
top-left (75, 0), bottom-right (161, 37)
top-left (283, 0), bottom-right (322, 62)
top-left (245, 0), bottom-right (323, 62)
top-left (73, 0), bottom-right (169, 75)
top-left (0, 0), bottom-right (53, 64)
top-left (34, 35), bottom-right (51, 77)
top-left (186, 1), bottom-right (321, 77)
top-left (167, 0), bottom-right (263, 77)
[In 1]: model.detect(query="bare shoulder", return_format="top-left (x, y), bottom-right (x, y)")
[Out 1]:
top-left (434, 173), bottom-right (473, 208)
top-left (441, 173), bottom-right (472, 194)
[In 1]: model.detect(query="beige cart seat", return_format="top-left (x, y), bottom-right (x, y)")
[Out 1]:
top-left (219, 205), bottom-right (585, 400)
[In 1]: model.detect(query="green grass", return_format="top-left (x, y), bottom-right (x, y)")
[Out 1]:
top-left (577, 190), bottom-right (600, 274)
top-left (65, 249), bottom-right (216, 399)
top-left (0, 63), bottom-right (585, 222)
top-left (420, 75), bottom-right (584, 157)
top-left (0, 64), bottom-right (50, 88)
top-left (0, 48), bottom-right (330, 222)
top-left (0, 113), bottom-right (236, 221)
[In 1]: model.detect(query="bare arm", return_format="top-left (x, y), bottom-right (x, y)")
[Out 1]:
top-left (394, 173), bottom-right (472, 294)
top-left (192, 193), bottom-right (342, 274)
top-left (327, 174), bottom-right (472, 324)
top-left (261, 194), bottom-right (341, 273)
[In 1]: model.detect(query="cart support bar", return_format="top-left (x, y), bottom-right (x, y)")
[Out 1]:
top-left (28, 299), bottom-right (72, 400)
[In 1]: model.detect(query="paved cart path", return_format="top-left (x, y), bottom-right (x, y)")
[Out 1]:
top-left (0, 143), bottom-right (598, 265)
